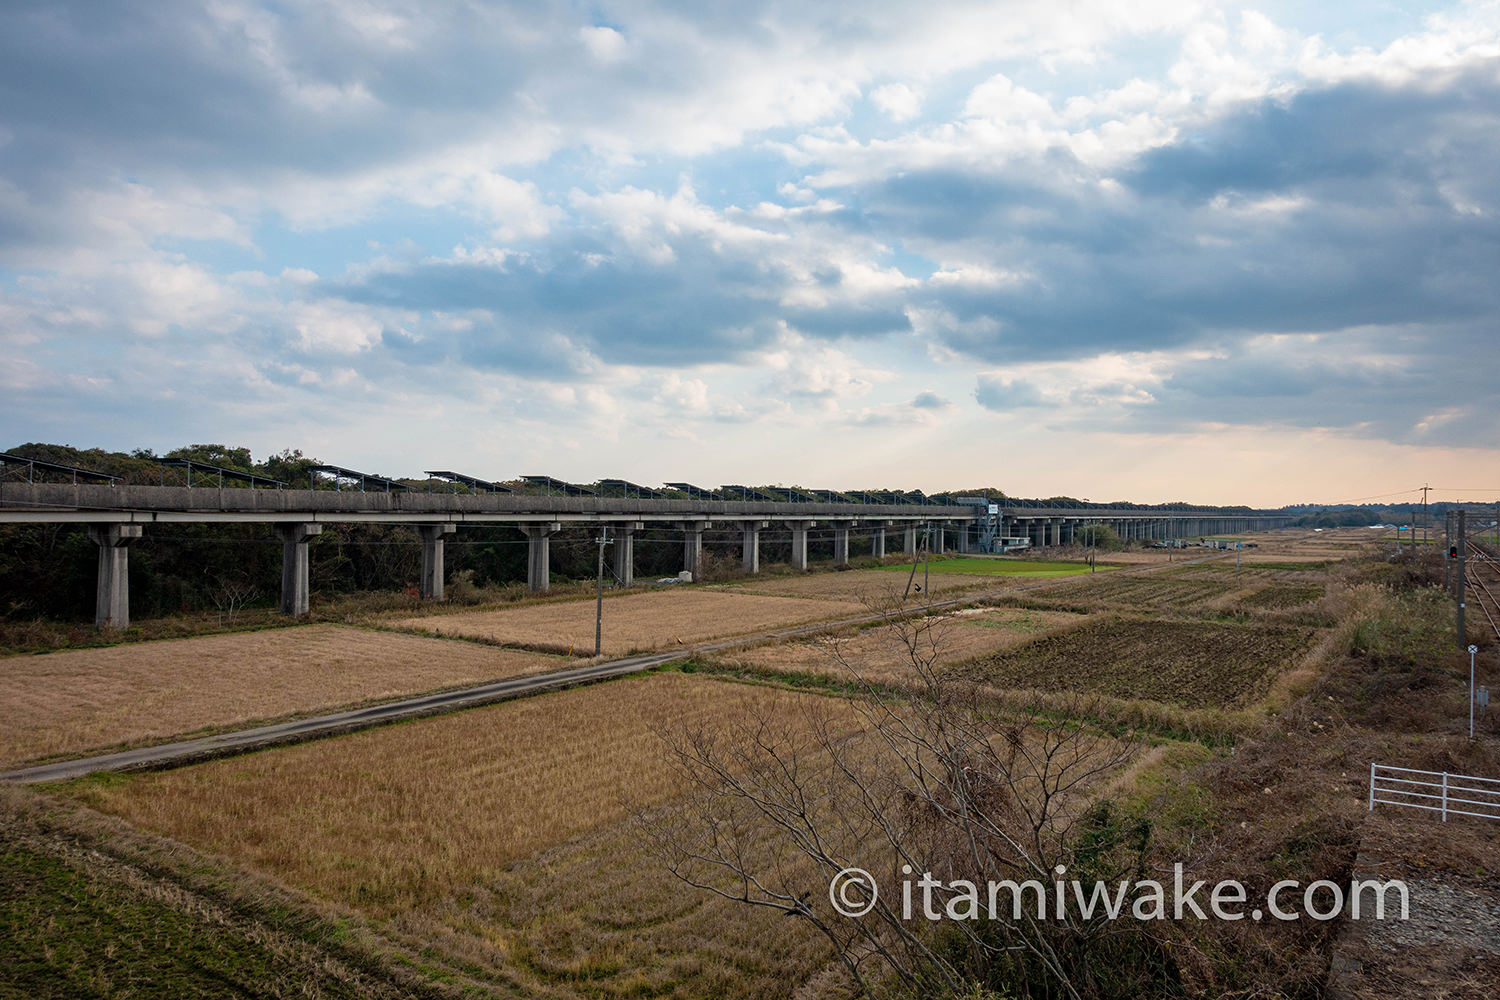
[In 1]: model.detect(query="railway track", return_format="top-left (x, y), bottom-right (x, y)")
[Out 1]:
top-left (1466, 538), bottom-right (1500, 644)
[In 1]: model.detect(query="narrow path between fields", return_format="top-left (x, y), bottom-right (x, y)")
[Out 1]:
top-left (2, 552), bottom-right (1230, 783)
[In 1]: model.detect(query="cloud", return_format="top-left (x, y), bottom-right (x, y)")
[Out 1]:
top-left (974, 376), bottom-right (1048, 410)
top-left (871, 82), bottom-right (923, 121)
top-left (5, 1), bottom-right (1500, 492)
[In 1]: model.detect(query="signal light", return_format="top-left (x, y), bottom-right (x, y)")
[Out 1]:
top-left (1450, 546), bottom-right (1459, 558)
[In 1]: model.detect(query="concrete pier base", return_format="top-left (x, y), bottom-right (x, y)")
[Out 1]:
top-left (417, 523), bottom-right (455, 600)
top-left (614, 523), bottom-right (642, 587)
top-left (680, 520), bottom-right (707, 577)
top-left (277, 522), bottom-right (322, 616)
top-left (89, 524), bottom-right (142, 628)
top-left (741, 521), bottom-right (767, 574)
top-left (787, 520), bottom-right (813, 571)
top-left (831, 521), bottom-right (853, 565)
top-left (521, 522), bottom-right (562, 593)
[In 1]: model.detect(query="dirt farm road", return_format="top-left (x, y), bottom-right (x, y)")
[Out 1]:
top-left (3, 552), bottom-right (1231, 784)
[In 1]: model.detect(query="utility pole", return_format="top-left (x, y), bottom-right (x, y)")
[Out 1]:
top-left (1444, 511), bottom-right (1453, 592)
top-left (594, 527), bottom-right (612, 656)
top-left (924, 520), bottom-right (931, 603)
top-left (1456, 509), bottom-right (1466, 649)
top-left (903, 524), bottom-right (925, 601)
top-left (1422, 484), bottom-right (1430, 547)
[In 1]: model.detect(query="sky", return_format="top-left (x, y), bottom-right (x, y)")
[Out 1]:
top-left (3, 1), bottom-right (1498, 507)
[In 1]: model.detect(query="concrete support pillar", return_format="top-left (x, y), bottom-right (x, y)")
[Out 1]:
top-left (831, 521), bottom-right (854, 565)
top-left (520, 522), bottom-right (562, 593)
top-left (1048, 519), bottom-right (1061, 547)
top-left (931, 523), bottom-right (946, 556)
top-left (277, 522), bottom-right (322, 616)
top-left (1031, 520), bottom-right (1046, 547)
top-left (741, 521), bottom-right (767, 575)
top-left (89, 524), bottom-right (142, 628)
top-left (614, 522), bottom-right (642, 587)
top-left (872, 524), bottom-right (887, 559)
top-left (788, 520), bottom-right (813, 571)
top-left (416, 523), bottom-right (455, 600)
top-left (904, 524), bottom-right (917, 554)
top-left (956, 524), bottom-right (973, 554)
top-left (1063, 520), bottom-right (1075, 545)
top-left (680, 520), bottom-right (707, 577)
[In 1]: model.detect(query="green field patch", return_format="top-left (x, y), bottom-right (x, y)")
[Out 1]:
top-left (880, 557), bottom-right (1106, 578)
top-left (0, 843), bottom-right (378, 999)
top-left (952, 616), bottom-right (1318, 708)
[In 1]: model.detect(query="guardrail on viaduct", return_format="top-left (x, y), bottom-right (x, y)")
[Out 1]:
top-left (0, 482), bottom-right (1292, 628)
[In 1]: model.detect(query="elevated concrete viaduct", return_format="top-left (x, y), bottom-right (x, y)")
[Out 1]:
top-left (0, 482), bottom-right (1292, 627)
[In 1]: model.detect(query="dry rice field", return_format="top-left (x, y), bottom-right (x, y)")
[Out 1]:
top-left (729, 607), bottom-right (1088, 685)
top-left (392, 589), bottom-right (866, 655)
top-left (1019, 575), bottom-right (1237, 611)
top-left (717, 566), bottom-right (998, 602)
top-left (67, 672), bottom-right (848, 999)
top-left (1235, 582), bottom-right (1326, 611)
top-left (953, 616), bottom-right (1320, 709)
top-left (0, 625), bottom-right (563, 768)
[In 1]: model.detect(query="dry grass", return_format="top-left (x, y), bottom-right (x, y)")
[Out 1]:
top-left (388, 806), bottom-right (846, 999)
top-left (66, 673), bottom-right (840, 917)
top-left (727, 606), bottom-right (1088, 686)
top-left (391, 589), bottom-right (866, 655)
top-left (715, 567), bottom-right (996, 602)
top-left (0, 625), bottom-right (564, 767)
top-left (66, 672), bottom-right (849, 999)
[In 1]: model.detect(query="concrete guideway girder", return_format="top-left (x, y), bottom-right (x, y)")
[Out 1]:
top-left (88, 523), bottom-right (142, 628)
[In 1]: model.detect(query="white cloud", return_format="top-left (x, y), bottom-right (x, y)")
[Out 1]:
top-left (871, 82), bottom-right (923, 121)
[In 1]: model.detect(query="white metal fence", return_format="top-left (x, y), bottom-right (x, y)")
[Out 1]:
top-left (1369, 763), bottom-right (1500, 821)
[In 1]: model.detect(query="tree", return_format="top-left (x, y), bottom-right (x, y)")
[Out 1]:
top-left (646, 604), bottom-right (1164, 999)
top-left (1074, 524), bottom-right (1122, 551)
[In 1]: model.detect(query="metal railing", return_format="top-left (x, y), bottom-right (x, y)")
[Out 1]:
top-left (1369, 763), bottom-right (1500, 821)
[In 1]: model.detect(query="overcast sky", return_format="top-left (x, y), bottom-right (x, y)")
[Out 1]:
top-left (4, 1), bottom-right (1498, 506)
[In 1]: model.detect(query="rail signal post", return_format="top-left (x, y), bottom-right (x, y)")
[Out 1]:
top-left (1471, 644), bottom-right (1481, 740)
